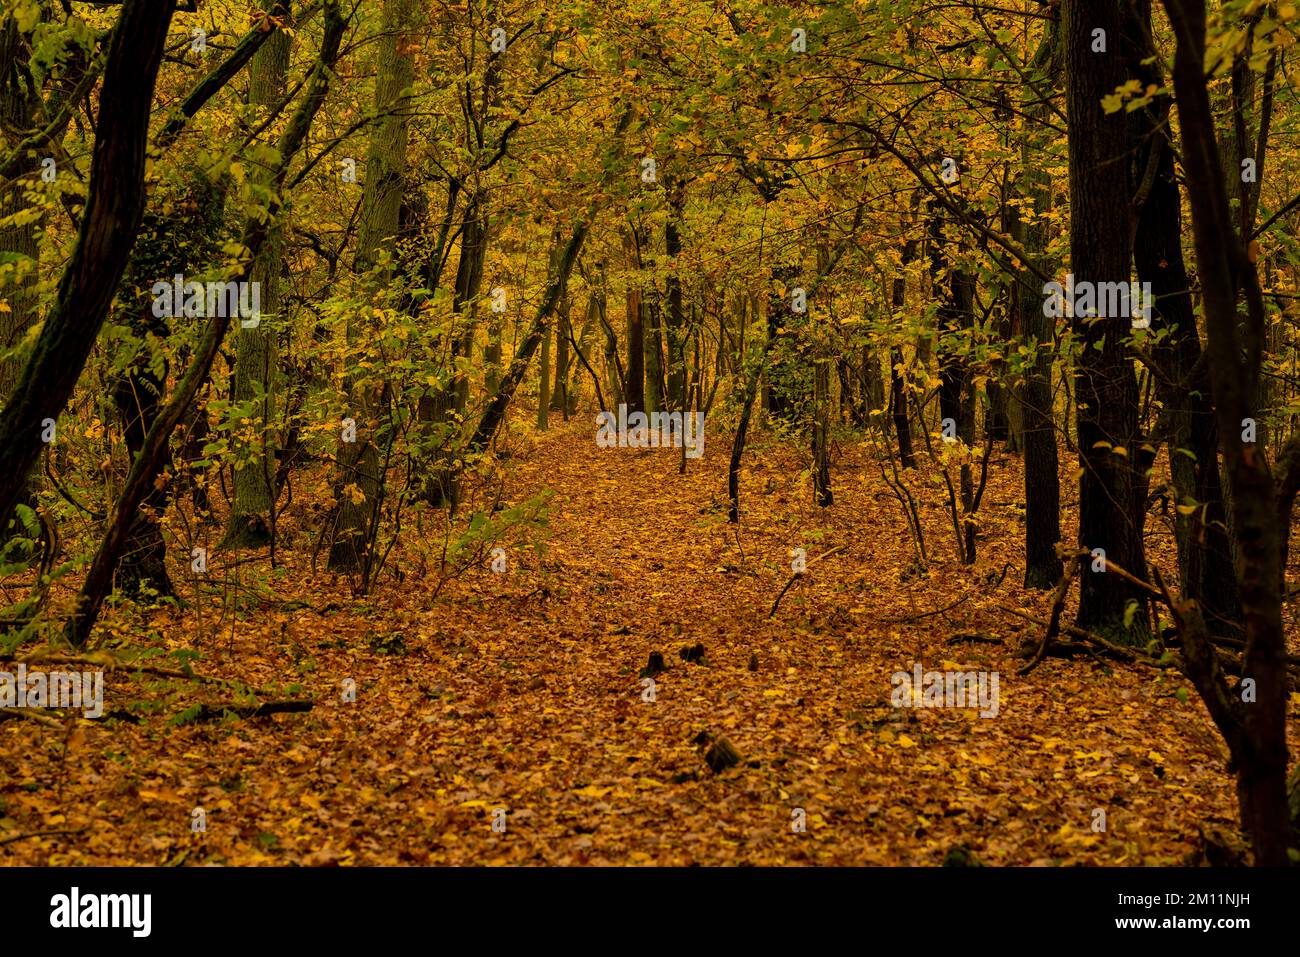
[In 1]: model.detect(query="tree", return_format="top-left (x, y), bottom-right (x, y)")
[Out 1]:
top-left (67, 0), bottom-right (347, 647)
top-left (0, 0), bottom-right (177, 530)
top-left (1062, 0), bottom-right (1149, 639)
top-left (225, 1), bottom-right (294, 550)
top-left (1163, 0), bottom-right (1295, 867)
top-left (328, 0), bottom-right (421, 574)
top-left (1010, 16), bottom-right (1064, 589)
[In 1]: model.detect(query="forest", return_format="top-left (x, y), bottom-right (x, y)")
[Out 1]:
top-left (0, 0), bottom-right (1298, 872)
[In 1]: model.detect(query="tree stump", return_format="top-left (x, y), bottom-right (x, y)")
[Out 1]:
top-left (693, 731), bottom-right (741, 773)
top-left (639, 652), bottom-right (666, 678)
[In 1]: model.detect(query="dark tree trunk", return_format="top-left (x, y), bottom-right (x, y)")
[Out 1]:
top-left (1163, 0), bottom-right (1292, 867)
top-left (67, 0), bottom-right (345, 646)
top-left (728, 350), bottom-right (765, 524)
top-left (665, 177), bottom-right (688, 413)
top-left (550, 304), bottom-right (570, 415)
top-left (226, 9), bottom-right (291, 549)
top-left (1064, 0), bottom-right (1149, 639)
top-left (764, 264), bottom-right (800, 421)
top-left (1011, 18), bottom-right (1064, 590)
top-left (890, 241), bottom-right (917, 469)
top-left (111, 295), bottom-right (174, 597)
top-left (622, 227), bottom-right (646, 415)
top-left (624, 292), bottom-right (645, 416)
top-left (931, 209), bottom-right (976, 452)
top-left (645, 292), bottom-right (665, 416)
top-left (812, 352), bottom-right (832, 507)
top-left (1128, 85), bottom-right (1240, 630)
top-left (330, 0), bottom-right (418, 564)
top-left (0, 0), bottom-right (177, 530)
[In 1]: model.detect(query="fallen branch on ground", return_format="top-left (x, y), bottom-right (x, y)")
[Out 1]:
top-left (1, 651), bottom-right (281, 698)
top-left (1004, 605), bottom-right (1155, 669)
top-left (0, 707), bottom-right (64, 729)
top-left (0, 826), bottom-right (87, 847)
top-left (944, 632), bottom-right (1004, 645)
top-left (178, 699), bottom-right (314, 723)
top-left (1016, 552), bottom-right (1082, 676)
top-left (877, 564), bottom-right (1010, 624)
top-left (768, 545), bottom-right (847, 618)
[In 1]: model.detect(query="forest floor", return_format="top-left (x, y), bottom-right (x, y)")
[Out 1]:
top-left (2, 416), bottom-right (1298, 865)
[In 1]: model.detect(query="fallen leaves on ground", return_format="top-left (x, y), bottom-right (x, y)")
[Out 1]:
top-left (1, 418), bottom-right (1295, 866)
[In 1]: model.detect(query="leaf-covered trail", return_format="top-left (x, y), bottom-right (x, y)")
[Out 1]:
top-left (3, 420), bottom-right (1293, 864)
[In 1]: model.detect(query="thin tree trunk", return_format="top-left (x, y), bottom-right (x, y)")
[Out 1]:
top-left (1129, 87), bottom-right (1240, 628)
top-left (890, 240), bottom-right (917, 469)
top-left (537, 305), bottom-right (551, 431)
top-left (328, 0), bottom-right (418, 572)
top-left (226, 7), bottom-right (292, 549)
top-left (1011, 18), bottom-right (1063, 589)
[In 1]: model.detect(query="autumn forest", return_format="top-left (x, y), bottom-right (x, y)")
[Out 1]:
top-left (0, 0), bottom-right (1299, 887)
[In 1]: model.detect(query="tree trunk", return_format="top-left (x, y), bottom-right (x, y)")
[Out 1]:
top-left (1011, 18), bottom-right (1064, 589)
top-left (665, 176), bottom-right (688, 413)
top-left (468, 227), bottom-right (587, 454)
top-left (764, 264), bottom-right (799, 421)
top-left (1064, 0), bottom-right (1149, 639)
top-left (537, 307), bottom-right (551, 431)
top-left (225, 8), bottom-right (292, 549)
top-left (645, 292), bottom-right (664, 418)
top-left (1163, 0), bottom-right (1292, 866)
top-left (812, 350), bottom-right (832, 507)
top-left (0, 14), bottom-right (43, 402)
top-left (890, 240), bottom-right (917, 469)
top-left (550, 301), bottom-right (569, 414)
top-left (1127, 53), bottom-right (1240, 629)
top-left (0, 0), bottom-right (177, 531)
top-left (328, 0), bottom-right (419, 573)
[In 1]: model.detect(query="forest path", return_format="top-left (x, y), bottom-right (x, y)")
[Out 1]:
top-left (2, 418), bottom-right (1276, 865)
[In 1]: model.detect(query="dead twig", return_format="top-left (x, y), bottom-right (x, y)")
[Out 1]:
top-left (2, 651), bottom-right (280, 698)
top-left (0, 826), bottom-right (87, 847)
top-left (1004, 605), bottom-right (1153, 667)
top-left (0, 707), bottom-right (64, 729)
top-left (944, 633), bottom-right (1004, 646)
top-left (768, 545), bottom-right (846, 618)
top-left (1017, 554), bottom-right (1082, 676)
top-left (1095, 554), bottom-right (1166, 603)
